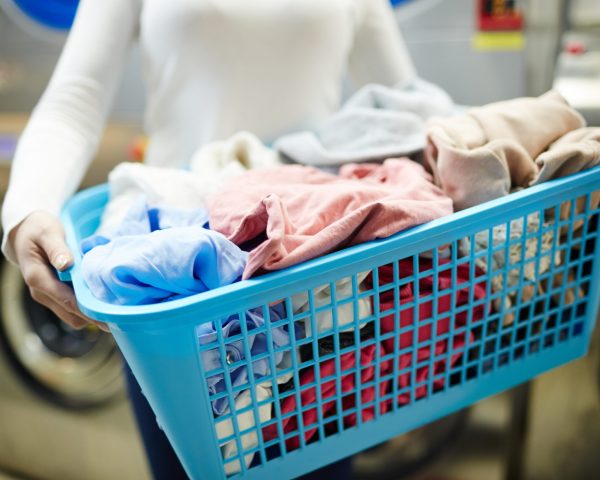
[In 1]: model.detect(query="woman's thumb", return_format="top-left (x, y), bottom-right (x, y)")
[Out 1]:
top-left (52, 251), bottom-right (72, 271)
top-left (37, 220), bottom-right (73, 271)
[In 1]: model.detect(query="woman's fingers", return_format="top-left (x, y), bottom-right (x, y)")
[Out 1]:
top-left (13, 216), bottom-right (85, 326)
top-left (33, 288), bottom-right (109, 332)
top-left (91, 320), bottom-right (111, 333)
top-left (13, 211), bottom-right (73, 271)
top-left (10, 211), bottom-right (110, 332)
top-left (23, 261), bottom-right (83, 311)
top-left (34, 291), bottom-right (89, 330)
top-left (35, 218), bottom-right (73, 271)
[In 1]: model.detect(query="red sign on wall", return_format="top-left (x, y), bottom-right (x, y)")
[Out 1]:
top-left (478, 0), bottom-right (524, 31)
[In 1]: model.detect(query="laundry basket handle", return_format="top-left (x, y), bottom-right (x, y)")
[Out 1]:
top-left (56, 267), bottom-right (72, 282)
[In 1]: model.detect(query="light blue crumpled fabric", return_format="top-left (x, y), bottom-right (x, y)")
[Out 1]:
top-left (81, 195), bottom-right (210, 254)
top-left (80, 198), bottom-right (246, 305)
top-left (199, 302), bottom-right (299, 416)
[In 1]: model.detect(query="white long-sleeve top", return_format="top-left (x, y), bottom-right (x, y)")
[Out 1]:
top-left (1, 0), bottom-right (415, 262)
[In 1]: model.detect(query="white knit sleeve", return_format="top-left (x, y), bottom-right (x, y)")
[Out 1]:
top-left (349, 0), bottom-right (417, 89)
top-left (1, 0), bottom-right (140, 263)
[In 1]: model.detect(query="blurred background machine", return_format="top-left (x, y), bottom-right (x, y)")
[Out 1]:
top-left (552, 0), bottom-right (600, 125)
top-left (396, 0), bottom-right (528, 105)
top-left (0, 1), bottom-right (598, 480)
top-left (0, 1), bottom-right (148, 479)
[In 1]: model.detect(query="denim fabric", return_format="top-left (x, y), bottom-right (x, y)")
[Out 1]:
top-left (199, 303), bottom-right (294, 416)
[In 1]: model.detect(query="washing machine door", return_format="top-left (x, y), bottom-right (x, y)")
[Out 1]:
top-left (0, 0), bottom-right (78, 32)
top-left (0, 261), bottom-right (124, 408)
top-left (0, 0), bottom-right (124, 409)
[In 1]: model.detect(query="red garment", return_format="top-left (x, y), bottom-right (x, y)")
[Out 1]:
top-left (263, 344), bottom-right (391, 451)
top-left (264, 257), bottom-right (488, 450)
top-left (375, 258), bottom-right (488, 403)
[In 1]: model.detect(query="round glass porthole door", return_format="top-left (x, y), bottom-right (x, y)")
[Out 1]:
top-left (3, 0), bottom-right (79, 30)
top-left (0, 258), bottom-right (124, 408)
top-left (0, 0), bottom-right (79, 42)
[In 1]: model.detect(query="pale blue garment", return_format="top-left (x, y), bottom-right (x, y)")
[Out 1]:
top-left (199, 302), bottom-right (301, 416)
top-left (80, 198), bottom-right (246, 305)
top-left (81, 195), bottom-right (210, 254)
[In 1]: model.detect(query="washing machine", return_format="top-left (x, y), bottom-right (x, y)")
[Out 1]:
top-left (0, 115), bottom-right (149, 480)
top-left (552, 0), bottom-right (600, 126)
top-left (0, 2), bottom-right (149, 479)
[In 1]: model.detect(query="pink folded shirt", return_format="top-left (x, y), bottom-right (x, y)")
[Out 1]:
top-left (207, 159), bottom-right (453, 278)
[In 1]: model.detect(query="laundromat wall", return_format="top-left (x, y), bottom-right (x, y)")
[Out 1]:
top-left (396, 0), bottom-right (530, 105)
top-left (0, 5), bottom-right (145, 118)
top-left (0, 0), bottom-right (573, 115)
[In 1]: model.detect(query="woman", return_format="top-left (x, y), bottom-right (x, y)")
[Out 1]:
top-left (1, 0), bottom-right (416, 478)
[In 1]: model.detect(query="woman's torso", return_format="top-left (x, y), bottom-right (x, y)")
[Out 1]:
top-left (139, 0), bottom-right (363, 167)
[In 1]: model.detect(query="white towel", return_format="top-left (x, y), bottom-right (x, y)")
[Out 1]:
top-left (216, 382), bottom-right (272, 475)
top-left (292, 272), bottom-right (373, 337)
top-left (98, 132), bottom-right (282, 233)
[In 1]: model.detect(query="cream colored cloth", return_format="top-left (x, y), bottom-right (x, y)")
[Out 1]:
top-left (216, 382), bottom-right (272, 475)
top-left (189, 132), bottom-right (282, 184)
top-left (533, 129), bottom-right (600, 236)
top-left (459, 213), bottom-right (560, 325)
top-left (98, 165), bottom-right (206, 233)
top-left (535, 128), bottom-right (600, 230)
top-left (292, 272), bottom-right (372, 337)
top-left (533, 127), bottom-right (600, 184)
top-left (425, 91), bottom-right (600, 211)
top-left (98, 132), bottom-right (281, 233)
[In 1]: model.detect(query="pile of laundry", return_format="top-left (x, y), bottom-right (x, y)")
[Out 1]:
top-left (79, 82), bottom-right (600, 474)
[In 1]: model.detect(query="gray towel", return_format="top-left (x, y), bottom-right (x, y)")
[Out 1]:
top-left (274, 79), bottom-right (454, 167)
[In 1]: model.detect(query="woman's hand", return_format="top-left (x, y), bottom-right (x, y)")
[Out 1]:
top-left (9, 211), bottom-right (109, 332)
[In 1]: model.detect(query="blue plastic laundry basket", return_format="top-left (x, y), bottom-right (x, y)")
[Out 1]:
top-left (60, 166), bottom-right (600, 480)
